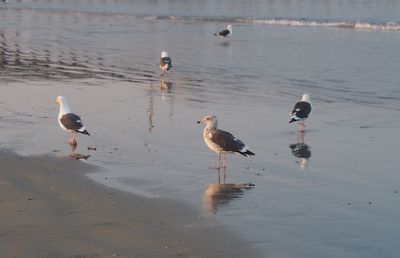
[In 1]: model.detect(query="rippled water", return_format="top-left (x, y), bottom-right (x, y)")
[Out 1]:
top-left (1, 1), bottom-right (400, 257)
top-left (1, 0), bottom-right (400, 108)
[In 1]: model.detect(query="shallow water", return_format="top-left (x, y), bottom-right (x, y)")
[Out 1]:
top-left (1, 1), bottom-right (400, 257)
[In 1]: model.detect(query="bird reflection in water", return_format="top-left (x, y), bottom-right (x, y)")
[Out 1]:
top-left (146, 79), bottom-right (175, 132)
top-left (69, 142), bottom-right (91, 160)
top-left (160, 79), bottom-right (173, 94)
top-left (203, 168), bottom-right (254, 214)
top-left (160, 79), bottom-right (174, 119)
top-left (146, 82), bottom-right (156, 132)
top-left (289, 131), bottom-right (311, 170)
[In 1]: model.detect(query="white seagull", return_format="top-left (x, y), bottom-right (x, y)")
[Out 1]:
top-left (56, 96), bottom-right (90, 146)
top-left (289, 94), bottom-right (312, 132)
top-left (197, 115), bottom-right (255, 169)
top-left (160, 51), bottom-right (172, 75)
top-left (214, 24), bottom-right (233, 38)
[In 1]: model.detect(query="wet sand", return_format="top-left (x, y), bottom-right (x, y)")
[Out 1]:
top-left (0, 149), bottom-right (260, 257)
top-left (1, 2), bottom-right (400, 255)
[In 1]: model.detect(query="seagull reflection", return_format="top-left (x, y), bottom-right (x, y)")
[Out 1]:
top-left (160, 79), bottom-right (174, 119)
top-left (69, 142), bottom-right (90, 160)
top-left (146, 79), bottom-right (176, 133)
top-left (203, 168), bottom-right (254, 214)
top-left (289, 131), bottom-right (311, 170)
top-left (146, 82), bottom-right (156, 132)
top-left (160, 79), bottom-right (173, 94)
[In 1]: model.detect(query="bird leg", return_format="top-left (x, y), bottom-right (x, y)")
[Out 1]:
top-left (300, 121), bottom-right (305, 132)
top-left (160, 67), bottom-right (168, 77)
top-left (223, 167), bottom-right (227, 184)
top-left (300, 130), bottom-right (305, 143)
top-left (216, 153), bottom-right (221, 169)
top-left (69, 132), bottom-right (77, 147)
top-left (223, 153), bottom-right (227, 168)
top-left (70, 142), bottom-right (77, 155)
top-left (217, 168), bottom-right (221, 184)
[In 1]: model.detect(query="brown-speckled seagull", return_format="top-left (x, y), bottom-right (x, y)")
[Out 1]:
top-left (197, 115), bottom-right (254, 169)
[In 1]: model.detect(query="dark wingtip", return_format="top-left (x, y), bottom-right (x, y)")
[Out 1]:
top-left (289, 118), bottom-right (296, 123)
top-left (247, 150), bottom-right (255, 156)
top-left (239, 150), bottom-right (255, 157)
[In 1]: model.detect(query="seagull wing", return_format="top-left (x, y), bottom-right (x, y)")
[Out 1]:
top-left (291, 101), bottom-right (312, 118)
top-left (219, 29), bottom-right (230, 37)
top-left (60, 113), bottom-right (89, 135)
top-left (211, 129), bottom-right (246, 153)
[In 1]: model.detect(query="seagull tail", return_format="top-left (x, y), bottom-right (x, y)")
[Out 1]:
top-left (289, 117), bottom-right (298, 123)
top-left (239, 150), bottom-right (255, 157)
top-left (79, 129), bottom-right (90, 136)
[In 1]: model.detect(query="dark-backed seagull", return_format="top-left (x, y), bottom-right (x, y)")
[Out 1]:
top-left (160, 51), bottom-right (172, 75)
top-left (214, 25), bottom-right (233, 38)
top-left (56, 96), bottom-right (90, 146)
top-left (197, 115), bottom-right (254, 169)
top-left (289, 94), bottom-right (312, 132)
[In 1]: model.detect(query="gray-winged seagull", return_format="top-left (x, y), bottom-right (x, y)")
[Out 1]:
top-left (160, 51), bottom-right (172, 76)
top-left (56, 96), bottom-right (90, 146)
top-left (289, 94), bottom-right (312, 132)
top-left (214, 25), bottom-right (233, 38)
top-left (197, 115), bottom-right (254, 169)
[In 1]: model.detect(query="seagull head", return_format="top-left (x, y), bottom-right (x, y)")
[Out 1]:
top-left (197, 115), bottom-right (218, 128)
top-left (227, 24), bottom-right (233, 31)
top-left (55, 95), bottom-right (72, 115)
top-left (55, 95), bottom-right (67, 105)
top-left (301, 94), bottom-right (311, 103)
top-left (161, 51), bottom-right (169, 58)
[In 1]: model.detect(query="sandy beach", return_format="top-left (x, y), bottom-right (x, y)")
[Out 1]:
top-left (0, 149), bottom-right (260, 257)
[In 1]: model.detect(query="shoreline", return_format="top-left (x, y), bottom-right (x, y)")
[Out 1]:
top-left (0, 149), bottom-right (261, 257)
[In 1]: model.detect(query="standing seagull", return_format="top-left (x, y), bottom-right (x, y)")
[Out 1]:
top-left (56, 96), bottom-right (90, 146)
top-left (214, 24), bottom-right (233, 38)
top-left (289, 94), bottom-right (312, 132)
top-left (160, 51), bottom-right (172, 76)
top-left (197, 115), bottom-right (254, 169)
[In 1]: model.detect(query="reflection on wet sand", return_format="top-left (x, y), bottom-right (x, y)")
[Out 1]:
top-left (146, 82), bottom-right (156, 132)
top-left (146, 79), bottom-right (175, 132)
top-left (204, 168), bottom-right (254, 214)
top-left (69, 142), bottom-right (91, 160)
top-left (160, 79), bottom-right (173, 94)
top-left (289, 131), bottom-right (311, 170)
top-left (160, 79), bottom-right (174, 118)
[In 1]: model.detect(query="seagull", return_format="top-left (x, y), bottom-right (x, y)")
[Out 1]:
top-left (197, 115), bottom-right (254, 169)
top-left (55, 96), bottom-right (90, 146)
top-left (289, 94), bottom-right (312, 132)
top-left (214, 25), bottom-right (233, 38)
top-left (160, 51), bottom-right (172, 76)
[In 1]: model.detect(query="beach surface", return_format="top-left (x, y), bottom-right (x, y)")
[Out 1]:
top-left (2, 1), bottom-right (400, 257)
top-left (0, 149), bottom-right (260, 257)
